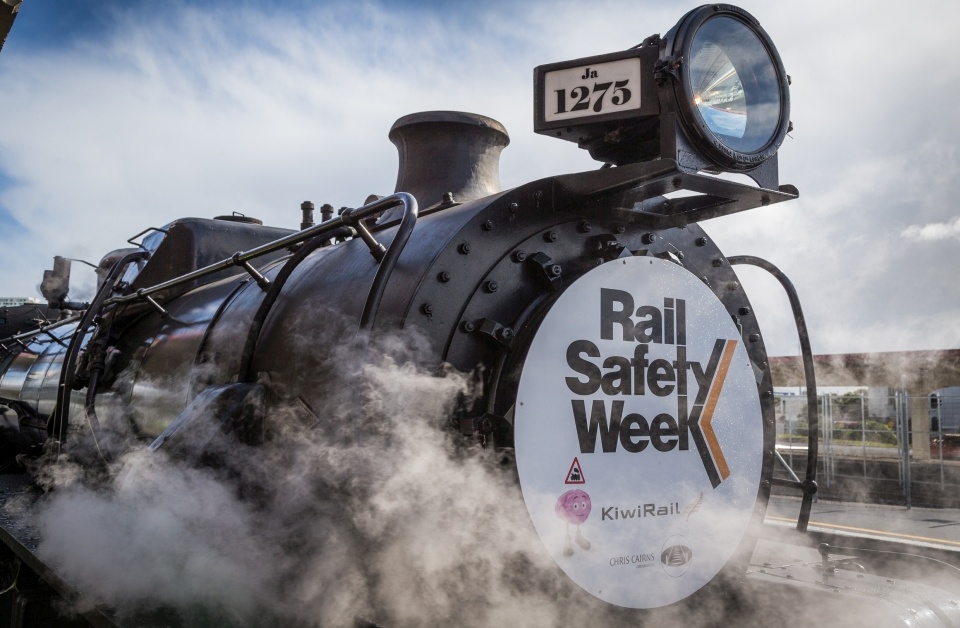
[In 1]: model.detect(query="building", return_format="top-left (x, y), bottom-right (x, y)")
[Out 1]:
top-left (0, 297), bottom-right (42, 308)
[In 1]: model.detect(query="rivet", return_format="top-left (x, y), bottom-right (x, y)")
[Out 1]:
top-left (727, 281), bottom-right (739, 292)
top-left (482, 220), bottom-right (494, 231)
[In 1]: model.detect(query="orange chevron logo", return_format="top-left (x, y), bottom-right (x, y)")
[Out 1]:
top-left (686, 338), bottom-right (738, 488)
top-left (700, 339), bottom-right (736, 482)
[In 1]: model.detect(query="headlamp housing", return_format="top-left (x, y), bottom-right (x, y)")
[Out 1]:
top-left (534, 4), bottom-right (790, 190)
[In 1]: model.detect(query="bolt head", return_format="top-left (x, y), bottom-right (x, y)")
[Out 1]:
top-left (544, 231), bottom-right (558, 242)
top-left (695, 237), bottom-right (708, 247)
top-left (437, 271), bottom-right (451, 283)
top-left (482, 220), bottom-right (494, 231)
top-left (513, 250), bottom-right (526, 262)
top-left (461, 321), bottom-right (476, 333)
top-left (484, 281), bottom-right (499, 293)
top-left (458, 242), bottom-right (471, 254)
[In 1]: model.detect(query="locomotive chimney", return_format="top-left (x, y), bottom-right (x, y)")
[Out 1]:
top-left (389, 111), bottom-right (509, 212)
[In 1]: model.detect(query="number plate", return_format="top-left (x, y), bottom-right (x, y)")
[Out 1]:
top-left (543, 57), bottom-right (642, 123)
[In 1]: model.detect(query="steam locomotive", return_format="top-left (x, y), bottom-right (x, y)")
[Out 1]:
top-left (0, 4), bottom-right (958, 627)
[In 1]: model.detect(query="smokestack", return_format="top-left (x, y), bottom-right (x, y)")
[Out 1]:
top-left (388, 111), bottom-right (510, 212)
top-left (40, 256), bottom-right (71, 308)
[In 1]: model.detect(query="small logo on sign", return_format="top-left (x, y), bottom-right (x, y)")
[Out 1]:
top-left (660, 535), bottom-right (693, 578)
top-left (565, 457), bottom-right (586, 484)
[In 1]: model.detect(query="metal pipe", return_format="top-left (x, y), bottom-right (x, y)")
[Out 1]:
top-left (728, 255), bottom-right (818, 533)
top-left (107, 194), bottom-right (413, 307)
top-left (300, 201), bottom-right (315, 231)
top-left (2, 315), bottom-right (81, 346)
top-left (358, 193), bottom-right (417, 331)
top-left (238, 193), bottom-right (417, 382)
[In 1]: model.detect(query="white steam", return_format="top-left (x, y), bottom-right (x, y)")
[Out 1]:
top-left (30, 343), bottom-right (616, 627)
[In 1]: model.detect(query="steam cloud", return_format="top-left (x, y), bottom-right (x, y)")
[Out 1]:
top-left (29, 333), bottom-right (622, 627)
top-left (25, 330), bottom-right (955, 626)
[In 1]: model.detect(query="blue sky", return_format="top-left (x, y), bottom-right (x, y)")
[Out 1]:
top-left (1, 0), bottom-right (959, 355)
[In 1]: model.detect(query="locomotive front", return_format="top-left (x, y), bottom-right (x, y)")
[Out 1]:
top-left (0, 4), bottom-right (802, 622)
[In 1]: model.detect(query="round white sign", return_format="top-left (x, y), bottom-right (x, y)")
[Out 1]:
top-left (514, 255), bottom-right (764, 609)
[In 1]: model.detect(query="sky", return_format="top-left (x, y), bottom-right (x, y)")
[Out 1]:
top-left (0, 0), bottom-right (958, 357)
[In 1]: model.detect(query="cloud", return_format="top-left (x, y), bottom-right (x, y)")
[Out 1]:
top-left (902, 216), bottom-right (960, 242)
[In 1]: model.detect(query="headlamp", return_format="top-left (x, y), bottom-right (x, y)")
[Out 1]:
top-left (534, 4), bottom-right (790, 189)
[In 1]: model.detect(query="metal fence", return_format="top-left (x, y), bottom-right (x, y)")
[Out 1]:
top-left (774, 389), bottom-right (960, 507)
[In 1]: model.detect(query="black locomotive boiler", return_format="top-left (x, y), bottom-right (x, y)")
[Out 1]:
top-left (0, 4), bottom-right (958, 627)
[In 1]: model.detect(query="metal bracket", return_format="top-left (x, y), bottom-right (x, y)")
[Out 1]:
top-left (473, 318), bottom-right (514, 349)
top-left (526, 252), bottom-right (563, 290)
top-left (458, 412), bottom-right (508, 437)
top-left (232, 253), bottom-right (271, 291)
top-left (587, 234), bottom-right (625, 264)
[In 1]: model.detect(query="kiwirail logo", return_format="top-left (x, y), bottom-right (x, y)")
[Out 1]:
top-left (565, 289), bottom-right (737, 489)
top-left (514, 256), bottom-right (764, 610)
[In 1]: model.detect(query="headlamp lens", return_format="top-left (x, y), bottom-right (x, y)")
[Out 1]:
top-left (688, 15), bottom-right (781, 154)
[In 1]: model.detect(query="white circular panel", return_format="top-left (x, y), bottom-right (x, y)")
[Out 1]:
top-left (514, 256), bottom-right (764, 609)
